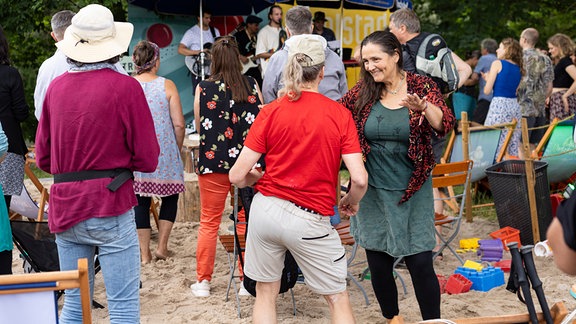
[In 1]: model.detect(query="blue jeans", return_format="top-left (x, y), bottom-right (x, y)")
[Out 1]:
top-left (56, 209), bottom-right (140, 323)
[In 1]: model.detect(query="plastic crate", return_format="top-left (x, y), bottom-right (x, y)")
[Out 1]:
top-left (494, 259), bottom-right (511, 272)
top-left (437, 274), bottom-right (448, 294)
top-left (490, 226), bottom-right (521, 251)
top-left (445, 273), bottom-right (472, 294)
top-left (455, 266), bottom-right (505, 292)
top-left (478, 239), bottom-right (504, 261)
top-left (486, 160), bottom-right (552, 245)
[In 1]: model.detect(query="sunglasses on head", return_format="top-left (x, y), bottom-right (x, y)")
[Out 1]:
top-left (215, 35), bottom-right (237, 44)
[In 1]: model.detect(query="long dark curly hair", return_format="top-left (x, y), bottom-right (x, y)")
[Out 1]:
top-left (354, 31), bottom-right (403, 117)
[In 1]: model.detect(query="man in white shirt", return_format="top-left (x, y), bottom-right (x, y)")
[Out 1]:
top-left (178, 10), bottom-right (220, 89)
top-left (255, 5), bottom-right (285, 75)
top-left (34, 10), bottom-right (127, 120)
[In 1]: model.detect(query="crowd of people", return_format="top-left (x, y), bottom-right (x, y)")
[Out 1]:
top-left (1, 3), bottom-right (576, 324)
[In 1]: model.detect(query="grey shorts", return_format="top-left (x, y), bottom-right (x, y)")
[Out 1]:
top-left (244, 193), bottom-right (348, 295)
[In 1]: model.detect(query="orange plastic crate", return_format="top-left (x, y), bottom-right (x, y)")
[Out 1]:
top-left (490, 226), bottom-right (521, 251)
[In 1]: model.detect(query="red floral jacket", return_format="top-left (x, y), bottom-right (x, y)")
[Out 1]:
top-left (339, 72), bottom-right (455, 204)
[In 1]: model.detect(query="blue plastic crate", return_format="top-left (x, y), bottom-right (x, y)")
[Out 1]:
top-left (455, 266), bottom-right (505, 292)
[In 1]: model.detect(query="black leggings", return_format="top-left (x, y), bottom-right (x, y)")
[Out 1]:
top-left (366, 249), bottom-right (440, 320)
top-left (134, 194), bottom-right (179, 229)
top-left (0, 249), bottom-right (12, 275)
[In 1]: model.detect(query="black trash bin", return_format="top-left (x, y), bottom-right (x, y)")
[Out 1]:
top-left (485, 160), bottom-right (552, 245)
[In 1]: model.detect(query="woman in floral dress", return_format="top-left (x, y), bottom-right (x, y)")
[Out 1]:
top-left (132, 41), bottom-right (185, 264)
top-left (191, 36), bottom-right (263, 297)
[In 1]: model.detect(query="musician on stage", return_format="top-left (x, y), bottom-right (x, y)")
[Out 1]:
top-left (236, 15), bottom-right (263, 87)
top-left (178, 9), bottom-right (221, 89)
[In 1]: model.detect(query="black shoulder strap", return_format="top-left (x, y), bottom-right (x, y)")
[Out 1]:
top-left (210, 25), bottom-right (216, 38)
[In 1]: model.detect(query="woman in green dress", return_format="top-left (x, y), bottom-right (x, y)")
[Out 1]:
top-left (339, 31), bottom-right (455, 323)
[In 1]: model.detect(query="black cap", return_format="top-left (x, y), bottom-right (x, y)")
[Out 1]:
top-left (246, 15), bottom-right (263, 25)
top-left (313, 12), bottom-right (326, 22)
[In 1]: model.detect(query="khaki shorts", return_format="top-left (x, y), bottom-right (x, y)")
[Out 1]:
top-left (244, 193), bottom-right (348, 295)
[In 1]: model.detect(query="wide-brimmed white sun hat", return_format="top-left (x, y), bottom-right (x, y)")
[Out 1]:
top-left (56, 4), bottom-right (133, 63)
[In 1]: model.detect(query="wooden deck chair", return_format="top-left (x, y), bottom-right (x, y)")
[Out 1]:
top-left (446, 301), bottom-right (569, 324)
top-left (9, 164), bottom-right (49, 221)
top-left (333, 220), bottom-right (369, 306)
top-left (9, 147), bottom-right (49, 221)
top-left (448, 120), bottom-right (516, 183)
top-left (532, 118), bottom-right (576, 184)
top-left (432, 160), bottom-right (473, 264)
top-left (445, 115), bottom-right (516, 221)
top-left (0, 258), bottom-right (92, 323)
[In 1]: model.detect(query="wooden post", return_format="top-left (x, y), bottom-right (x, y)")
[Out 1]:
top-left (521, 118), bottom-right (540, 243)
top-left (462, 112), bottom-right (473, 222)
top-left (177, 172), bottom-right (201, 222)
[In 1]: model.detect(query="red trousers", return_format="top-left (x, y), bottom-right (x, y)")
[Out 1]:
top-left (197, 173), bottom-right (245, 281)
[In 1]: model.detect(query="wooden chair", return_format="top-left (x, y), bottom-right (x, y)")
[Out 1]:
top-left (0, 258), bottom-right (92, 323)
top-left (431, 160), bottom-right (473, 264)
top-left (9, 147), bottom-right (50, 221)
top-left (334, 220), bottom-right (370, 306)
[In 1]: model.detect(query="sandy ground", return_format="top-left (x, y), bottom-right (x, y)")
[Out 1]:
top-left (11, 179), bottom-right (576, 323)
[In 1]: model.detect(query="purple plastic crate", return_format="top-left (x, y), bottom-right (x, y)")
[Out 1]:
top-left (478, 239), bottom-right (503, 262)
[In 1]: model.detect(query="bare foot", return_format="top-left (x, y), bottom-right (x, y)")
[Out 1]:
top-left (155, 250), bottom-right (172, 260)
top-left (141, 251), bottom-right (152, 264)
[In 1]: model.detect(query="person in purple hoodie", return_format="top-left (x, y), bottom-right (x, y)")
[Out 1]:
top-left (35, 4), bottom-right (159, 323)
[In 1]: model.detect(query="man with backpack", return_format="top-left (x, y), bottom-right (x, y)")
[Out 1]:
top-left (389, 8), bottom-right (470, 161)
top-left (389, 9), bottom-right (471, 99)
top-left (178, 10), bottom-right (220, 89)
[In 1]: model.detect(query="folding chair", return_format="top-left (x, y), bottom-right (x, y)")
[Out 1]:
top-left (0, 258), bottom-right (92, 324)
top-left (9, 164), bottom-right (49, 221)
top-left (431, 160), bottom-right (473, 264)
top-left (334, 220), bottom-right (369, 306)
top-left (532, 118), bottom-right (576, 184)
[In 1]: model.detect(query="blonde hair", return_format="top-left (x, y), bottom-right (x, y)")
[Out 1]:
top-left (278, 53), bottom-right (323, 101)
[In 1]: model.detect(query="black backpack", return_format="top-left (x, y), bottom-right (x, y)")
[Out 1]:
top-left (235, 187), bottom-right (299, 296)
top-left (406, 33), bottom-right (460, 94)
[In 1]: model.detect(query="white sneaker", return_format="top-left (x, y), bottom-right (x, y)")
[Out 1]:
top-left (191, 279), bottom-right (210, 297)
top-left (238, 281), bottom-right (251, 296)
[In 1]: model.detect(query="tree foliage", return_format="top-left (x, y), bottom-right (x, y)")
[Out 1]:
top-left (415, 0), bottom-right (576, 57)
top-left (0, 0), bottom-right (126, 142)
